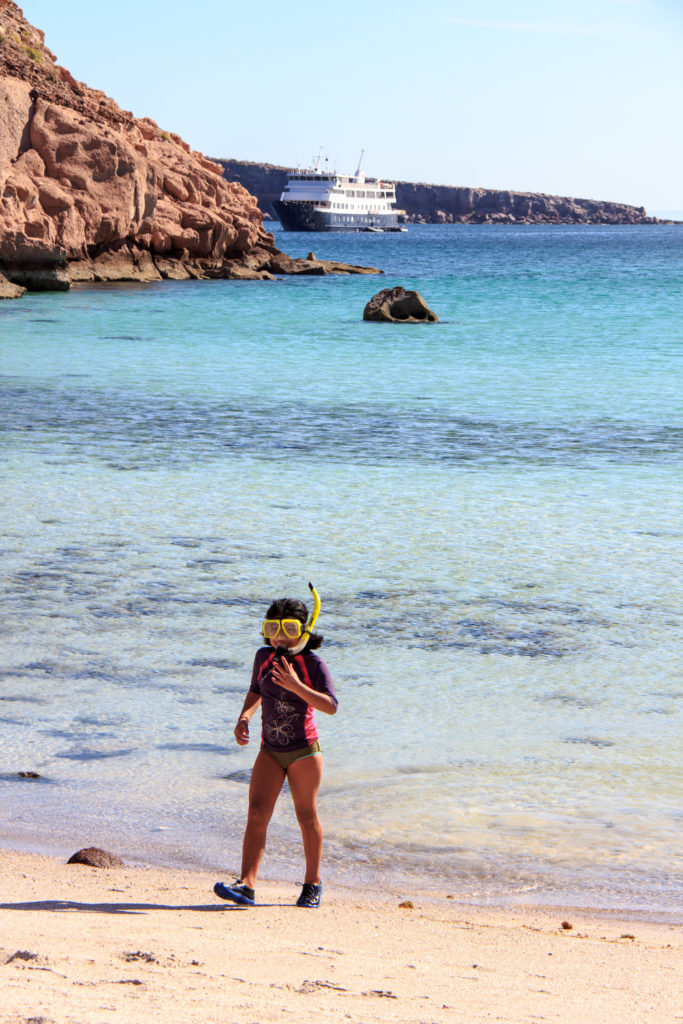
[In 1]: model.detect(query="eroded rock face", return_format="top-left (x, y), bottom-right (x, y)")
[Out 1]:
top-left (363, 286), bottom-right (439, 323)
top-left (0, 2), bottom-right (379, 296)
top-left (0, 269), bottom-right (25, 297)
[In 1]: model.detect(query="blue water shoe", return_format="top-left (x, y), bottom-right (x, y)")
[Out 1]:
top-left (214, 880), bottom-right (255, 906)
top-left (296, 882), bottom-right (323, 908)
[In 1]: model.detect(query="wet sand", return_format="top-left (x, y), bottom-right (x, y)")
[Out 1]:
top-left (0, 848), bottom-right (680, 1024)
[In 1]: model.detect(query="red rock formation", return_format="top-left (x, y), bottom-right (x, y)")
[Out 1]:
top-left (0, 2), bottom-right (379, 297)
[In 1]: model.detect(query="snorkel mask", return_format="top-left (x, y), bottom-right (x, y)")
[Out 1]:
top-left (262, 582), bottom-right (321, 646)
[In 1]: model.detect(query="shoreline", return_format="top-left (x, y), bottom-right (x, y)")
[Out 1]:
top-left (1, 847), bottom-right (680, 1024)
top-left (1, 830), bottom-right (680, 928)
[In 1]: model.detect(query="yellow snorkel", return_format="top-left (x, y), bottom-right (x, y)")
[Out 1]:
top-left (303, 582), bottom-right (321, 636)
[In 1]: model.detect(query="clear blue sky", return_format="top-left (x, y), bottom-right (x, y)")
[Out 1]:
top-left (19, 0), bottom-right (683, 214)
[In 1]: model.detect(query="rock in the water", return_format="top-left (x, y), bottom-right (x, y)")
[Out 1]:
top-left (363, 286), bottom-right (438, 323)
top-left (67, 847), bottom-right (124, 868)
top-left (269, 251), bottom-right (380, 277)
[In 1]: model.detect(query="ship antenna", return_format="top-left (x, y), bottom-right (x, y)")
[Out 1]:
top-left (313, 147), bottom-right (324, 172)
top-left (354, 149), bottom-right (365, 177)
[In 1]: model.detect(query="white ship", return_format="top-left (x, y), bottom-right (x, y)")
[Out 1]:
top-left (272, 151), bottom-right (406, 232)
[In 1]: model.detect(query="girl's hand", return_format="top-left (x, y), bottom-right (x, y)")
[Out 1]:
top-left (234, 718), bottom-right (250, 745)
top-left (271, 657), bottom-right (337, 716)
top-left (272, 657), bottom-right (302, 694)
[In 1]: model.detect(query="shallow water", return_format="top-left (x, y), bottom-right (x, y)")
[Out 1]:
top-left (1, 225), bottom-right (681, 916)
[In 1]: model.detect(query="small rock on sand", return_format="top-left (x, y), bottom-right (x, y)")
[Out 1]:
top-left (67, 847), bottom-right (124, 868)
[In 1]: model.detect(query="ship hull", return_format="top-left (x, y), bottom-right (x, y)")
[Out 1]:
top-left (273, 201), bottom-right (403, 232)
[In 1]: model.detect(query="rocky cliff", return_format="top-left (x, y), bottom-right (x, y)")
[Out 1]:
top-left (218, 160), bottom-right (290, 220)
top-left (217, 159), bottom-right (663, 226)
top-left (393, 182), bottom-right (657, 225)
top-left (0, 2), bottom-right (378, 299)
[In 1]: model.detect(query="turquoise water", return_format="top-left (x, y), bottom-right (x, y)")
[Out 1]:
top-left (1, 225), bottom-right (681, 916)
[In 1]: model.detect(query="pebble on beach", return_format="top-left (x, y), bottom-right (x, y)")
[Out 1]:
top-left (67, 847), bottom-right (124, 868)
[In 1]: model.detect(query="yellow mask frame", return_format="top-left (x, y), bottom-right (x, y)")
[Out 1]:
top-left (261, 583), bottom-right (321, 644)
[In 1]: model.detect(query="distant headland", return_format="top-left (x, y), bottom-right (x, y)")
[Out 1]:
top-left (0, 2), bottom-right (377, 299)
top-left (217, 159), bottom-right (671, 227)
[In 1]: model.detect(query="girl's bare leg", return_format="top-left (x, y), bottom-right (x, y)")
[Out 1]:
top-left (240, 750), bottom-right (285, 888)
top-left (287, 754), bottom-right (324, 884)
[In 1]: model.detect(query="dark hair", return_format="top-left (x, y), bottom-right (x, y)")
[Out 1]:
top-left (263, 597), bottom-right (323, 650)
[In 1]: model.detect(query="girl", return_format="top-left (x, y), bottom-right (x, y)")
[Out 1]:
top-left (214, 585), bottom-right (338, 908)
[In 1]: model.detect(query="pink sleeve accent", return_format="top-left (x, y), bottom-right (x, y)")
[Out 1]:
top-left (295, 655), bottom-right (320, 744)
top-left (304, 705), bottom-right (318, 745)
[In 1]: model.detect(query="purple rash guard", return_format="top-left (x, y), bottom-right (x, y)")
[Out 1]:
top-left (249, 646), bottom-right (338, 752)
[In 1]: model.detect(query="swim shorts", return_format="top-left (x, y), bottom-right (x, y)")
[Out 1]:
top-left (261, 740), bottom-right (321, 770)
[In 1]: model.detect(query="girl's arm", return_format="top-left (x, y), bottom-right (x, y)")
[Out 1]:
top-left (234, 690), bottom-right (261, 745)
top-left (271, 659), bottom-right (337, 716)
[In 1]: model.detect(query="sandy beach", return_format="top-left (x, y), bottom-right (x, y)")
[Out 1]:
top-left (0, 849), bottom-right (679, 1024)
